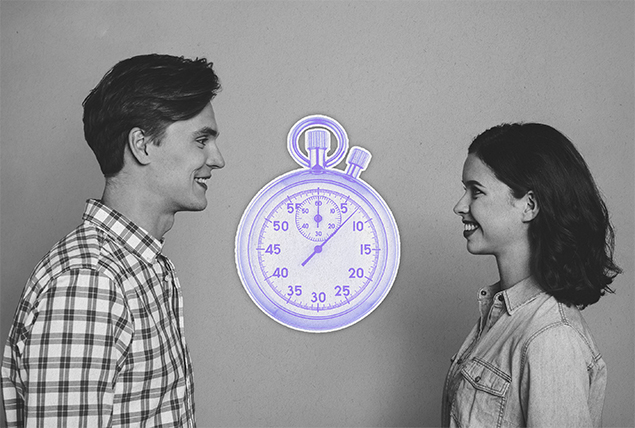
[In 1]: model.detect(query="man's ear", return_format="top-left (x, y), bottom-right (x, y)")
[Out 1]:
top-left (128, 127), bottom-right (151, 165)
top-left (522, 190), bottom-right (539, 222)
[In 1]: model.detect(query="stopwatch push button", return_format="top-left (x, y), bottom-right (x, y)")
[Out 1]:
top-left (345, 147), bottom-right (372, 179)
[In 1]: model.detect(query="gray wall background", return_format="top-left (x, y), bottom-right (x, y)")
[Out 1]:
top-left (1, 1), bottom-right (633, 427)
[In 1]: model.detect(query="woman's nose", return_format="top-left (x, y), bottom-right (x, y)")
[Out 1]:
top-left (453, 192), bottom-right (469, 216)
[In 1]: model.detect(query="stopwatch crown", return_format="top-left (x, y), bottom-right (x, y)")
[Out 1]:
top-left (306, 129), bottom-right (331, 172)
top-left (345, 147), bottom-right (372, 179)
top-left (305, 129), bottom-right (331, 150)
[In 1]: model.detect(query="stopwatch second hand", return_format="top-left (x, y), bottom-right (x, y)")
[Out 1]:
top-left (301, 208), bottom-right (359, 267)
top-left (315, 190), bottom-right (321, 228)
top-left (316, 193), bottom-right (321, 228)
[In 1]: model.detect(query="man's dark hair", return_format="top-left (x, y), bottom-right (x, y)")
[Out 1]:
top-left (83, 54), bottom-right (221, 177)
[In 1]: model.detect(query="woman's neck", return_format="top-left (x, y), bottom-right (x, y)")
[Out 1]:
top-left (495, 247), bottom-right (533, 290)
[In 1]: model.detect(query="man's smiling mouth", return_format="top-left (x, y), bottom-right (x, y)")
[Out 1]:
top-left (195, 176), bottom-right (210, 188)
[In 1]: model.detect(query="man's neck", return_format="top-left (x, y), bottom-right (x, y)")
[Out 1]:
top-left (101, 178), bottom-right (175, 240)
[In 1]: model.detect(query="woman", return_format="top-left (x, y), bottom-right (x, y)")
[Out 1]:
top-left (442, 123), bottom-right (621, 427)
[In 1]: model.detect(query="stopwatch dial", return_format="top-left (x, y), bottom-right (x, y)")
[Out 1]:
top-left (255, 185), bottom-right (383, 316)
top-left (294, 194), bottom-right (342, 242)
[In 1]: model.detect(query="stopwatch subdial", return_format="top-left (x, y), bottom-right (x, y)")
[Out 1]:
top-left (295, 195), bottom-right (342, 242)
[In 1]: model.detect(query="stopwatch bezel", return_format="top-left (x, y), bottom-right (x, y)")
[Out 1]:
top-left (235, 168), bottom-right (400, 333)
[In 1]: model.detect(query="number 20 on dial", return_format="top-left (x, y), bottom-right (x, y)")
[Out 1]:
top-left (235, 115), bottom-right (400, 333)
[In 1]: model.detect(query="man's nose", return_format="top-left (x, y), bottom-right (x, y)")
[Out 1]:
top-left (206, 142), bottom-right (225, 169)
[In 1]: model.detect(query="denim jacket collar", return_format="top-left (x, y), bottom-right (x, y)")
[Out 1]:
top-left (478, 276), bottom-right (545, 318)
top-left (500, 276), bottom-right (545, 315)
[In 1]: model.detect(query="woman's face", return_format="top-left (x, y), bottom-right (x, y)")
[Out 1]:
top-left (453, 154), bottom-right (531, 259)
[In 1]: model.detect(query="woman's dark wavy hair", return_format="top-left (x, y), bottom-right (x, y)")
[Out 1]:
top-left (469, 123), bottom-right (621, 308)
top-left (83, 54), bottom-right (221, 177)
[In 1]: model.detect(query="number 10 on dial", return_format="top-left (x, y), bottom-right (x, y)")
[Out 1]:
top-left (235, 115), bottom-right (400, 333)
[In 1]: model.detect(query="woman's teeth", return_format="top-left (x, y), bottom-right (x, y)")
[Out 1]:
top-left (464, 222), bottom-right (479, 231)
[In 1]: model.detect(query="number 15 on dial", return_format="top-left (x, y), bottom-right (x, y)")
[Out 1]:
top-left (235, 115), bottom-right (400, 333)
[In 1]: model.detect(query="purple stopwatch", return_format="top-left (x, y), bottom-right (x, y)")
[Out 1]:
top-left (235, 115), bottom-right (400, 333)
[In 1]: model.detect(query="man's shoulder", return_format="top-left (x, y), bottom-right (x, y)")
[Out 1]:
top-left (31, 220), bottom-right (124, 284)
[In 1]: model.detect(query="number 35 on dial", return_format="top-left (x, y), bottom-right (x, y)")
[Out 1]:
top-left (235, 115), bottom-right (400, 333)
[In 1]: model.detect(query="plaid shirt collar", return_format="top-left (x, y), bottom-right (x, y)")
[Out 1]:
top-left (82, 199), bottom-right (164, 264)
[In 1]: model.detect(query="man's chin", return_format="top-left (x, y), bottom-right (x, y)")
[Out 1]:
top-left (180, 199), bottom-right (208, 213)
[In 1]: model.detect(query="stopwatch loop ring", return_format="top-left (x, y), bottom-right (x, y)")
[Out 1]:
top-left (287, 114), bottom-right (349, 168)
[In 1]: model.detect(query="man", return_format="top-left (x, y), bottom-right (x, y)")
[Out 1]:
top-left (1, 54), bottom-right (224, 427)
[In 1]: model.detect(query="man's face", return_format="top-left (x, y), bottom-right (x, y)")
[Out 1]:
top-left (148, 102), bottom-right (224, 214)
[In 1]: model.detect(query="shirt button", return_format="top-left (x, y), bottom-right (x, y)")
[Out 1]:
top-left (480, 290), bottom-right (487, 296)
top-left (474, 376), bottom-right (481, 383)
top-left (498, 295), bottom-right (504, 302)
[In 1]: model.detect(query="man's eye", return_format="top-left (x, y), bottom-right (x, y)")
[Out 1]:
top-left (196, 138), bottom-right (208, 146)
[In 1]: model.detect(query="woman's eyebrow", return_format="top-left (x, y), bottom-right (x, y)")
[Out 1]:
top-left (462, 179), bottom-right (484, 188)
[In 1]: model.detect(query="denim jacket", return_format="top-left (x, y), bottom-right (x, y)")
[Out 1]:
top-left (442, 277), bottom-right (606, 427)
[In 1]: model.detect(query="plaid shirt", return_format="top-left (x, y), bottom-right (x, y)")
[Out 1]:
top-left (2, 199), bottom-right (196, 427)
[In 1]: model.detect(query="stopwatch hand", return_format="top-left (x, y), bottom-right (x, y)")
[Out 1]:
top-left (300, 209), bottom-right (358, 267)
top-left (301, 247), bottom-right (320, 266)
top-left (316, 189), bottom-right (321, 227)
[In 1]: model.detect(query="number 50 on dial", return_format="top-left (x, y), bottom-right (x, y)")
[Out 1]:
top-left (235, 115), bottom-right (400, 333)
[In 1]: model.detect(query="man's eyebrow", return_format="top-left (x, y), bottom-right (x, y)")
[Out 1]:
top-left (193, 126), bottom-right (219, 138)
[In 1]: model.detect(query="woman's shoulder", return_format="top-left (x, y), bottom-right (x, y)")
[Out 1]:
top-left (520, 298), bottom-right (603, 365)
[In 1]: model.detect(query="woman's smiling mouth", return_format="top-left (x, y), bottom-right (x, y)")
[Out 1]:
top-left (463, 221), bottom-right (480, 238)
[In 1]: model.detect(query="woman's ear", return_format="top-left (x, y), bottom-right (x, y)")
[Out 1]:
top-left (522, 190), bottom-right (540, 222)
top-left (127, 127), bottom-right (151, 165)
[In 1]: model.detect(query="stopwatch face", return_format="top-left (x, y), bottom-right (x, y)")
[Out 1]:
top-left (236, 170), bottom-right (400, 333)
